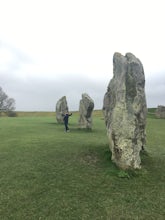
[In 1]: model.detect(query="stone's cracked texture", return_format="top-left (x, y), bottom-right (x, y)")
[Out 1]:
top-left (78, 93), bottom-right (94, 129)
top-left (156, 105), bottom-right (165, 118)
top-left (56, 96), bottom-right (68, 123)
top-left (103, 52), bottom-right (147, 169)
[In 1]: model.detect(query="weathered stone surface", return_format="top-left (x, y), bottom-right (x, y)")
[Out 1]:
top-left (103, 52), bottom-right (147, 169)
top-left (155, 105), bottom-right (165, 118)
top-left (56, 96), bottom-right (68, 123)
top-left (78, 93), bottom-right (94, 129)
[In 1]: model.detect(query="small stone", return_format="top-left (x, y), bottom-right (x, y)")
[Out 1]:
top-left (155, 105), bottom-right (165, 118)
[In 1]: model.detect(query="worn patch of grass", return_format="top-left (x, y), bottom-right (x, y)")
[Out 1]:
top-left (0, 113), bottom-right (165, 219)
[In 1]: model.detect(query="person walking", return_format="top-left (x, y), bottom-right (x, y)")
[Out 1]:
top-left (63, 112), bottom-right (72, 132)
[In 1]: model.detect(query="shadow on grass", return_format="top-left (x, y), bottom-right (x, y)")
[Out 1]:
top-left (88, 147), bottom-right (156, 179)
top-left (67, 125), bottom-right (107, 135)
top-left (46, 122), bottom-right (60, 125)
top-left (77, 144), bottom-right (122, 177)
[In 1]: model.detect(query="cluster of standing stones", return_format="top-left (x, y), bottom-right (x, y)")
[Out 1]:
top-left (55, 52), bottom-right (163, 170)
top-left (56, 93), bottom-right (94, 129)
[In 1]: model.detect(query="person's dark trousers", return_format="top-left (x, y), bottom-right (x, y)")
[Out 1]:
top-left (64, 122), bottom-right (69, 131)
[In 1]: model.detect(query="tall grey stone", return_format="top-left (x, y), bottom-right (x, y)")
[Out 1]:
top-left (156, 105), bottom-right (165, 118)
top-left (103, 52), bottom-right (147, 169)
top-left (56, 96), bottom-right (68, 123)
top-left (78, 93), bottom-right (94, 129)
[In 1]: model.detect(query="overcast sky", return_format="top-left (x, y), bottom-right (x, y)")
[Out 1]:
top-left (0, 0), bottom-right (165, 111)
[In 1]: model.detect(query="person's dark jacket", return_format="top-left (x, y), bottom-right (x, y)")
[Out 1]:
top-left (63, 113), bottom-right (72, 123)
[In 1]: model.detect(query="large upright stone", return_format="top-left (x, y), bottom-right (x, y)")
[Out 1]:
top-left (103, 52), bottom-right (147, 169)
top-left (78, 93), bottom-right (94, 129)
top-left (155, 105), bottom-right (165, 118)
top-left (56, 96), bottom-right (68, 123)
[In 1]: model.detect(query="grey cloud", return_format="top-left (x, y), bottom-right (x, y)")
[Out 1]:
top-left (1, 50), bottom-right (164, 111)
top-left (146, 71), bottom-right (165, 107)
top-left (2, 72), bottom-right (165, 111)
top-left (1, 73), bottom-right (108, 111)
top-left (13, 75), bottom-right (107, 111)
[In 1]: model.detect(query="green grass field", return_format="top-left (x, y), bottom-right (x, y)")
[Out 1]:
top-left (0, 111), bottom-right (165, 219)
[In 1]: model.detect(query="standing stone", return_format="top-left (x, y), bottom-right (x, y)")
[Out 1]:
top-left (155, 105), bottom-right (165, 118)
top-left (103, 52), bottom-right (147, 169)
top-left (78, 93), bottom-right (94, 129)
top-left (56, 96), bottom-right (68, 123)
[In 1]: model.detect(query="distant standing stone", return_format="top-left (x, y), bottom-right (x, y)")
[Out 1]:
top-left (103, 52), bottom-right (147, 169)
top-left (56, 96), bottom-right (68, 123)
top-left (78, 93), bottom-right (94, 129)
top-left (156, 105), bottom-right (165, 118)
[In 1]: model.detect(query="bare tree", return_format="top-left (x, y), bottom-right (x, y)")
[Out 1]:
top-left (0, 87), bottom-right (16, 116)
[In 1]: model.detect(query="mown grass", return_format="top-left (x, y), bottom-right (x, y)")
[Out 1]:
top-left (0, 112), bottom-right (165, 219)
